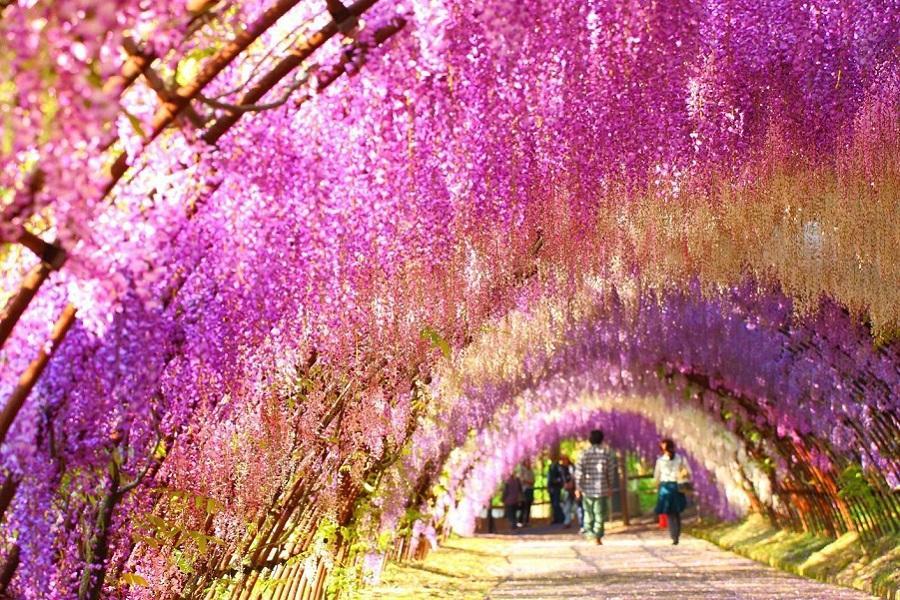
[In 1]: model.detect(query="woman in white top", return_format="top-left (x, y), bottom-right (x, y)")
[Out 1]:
top-left (654, 438), bottom-right (692, 544)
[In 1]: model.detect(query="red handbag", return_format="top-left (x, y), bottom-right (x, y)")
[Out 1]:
top-left (658, 513), bottom-right (668, 528)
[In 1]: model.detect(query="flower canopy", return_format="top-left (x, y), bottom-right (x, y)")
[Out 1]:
top-left (0, 0), bottom-right (897, 597)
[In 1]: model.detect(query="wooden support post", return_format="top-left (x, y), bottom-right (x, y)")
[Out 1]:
top-left (0, 476), bottom-right (18, 523)
top-left (0, 0), bottom-right (395, 440)
top-left (0, 304), bottom-right (77, 447)
top-left (16, 230), bottom-right (66, 269)
top-left (619, 451), bottom-right (630, 527)
top-left (310, 559), bottom-right (326, 600)
top-left (549, 441), bottom-right (561, 462)
top-left (0, 263), bottom-right (51, 349)
top-left (0, 0), bottom-right (306, 353)
top-left (0, 476), bottom-right (18, 580)
top-left (487, 502), bottom-right (495, 533)
top-left (273, 562), bottom-right (300, 600)
top-left (284, 563), bottom-right (304, 600)
top-left (298, 569), bottom-right (312, 600)
top-left (0, 543), bottom-right (19, 594)
top-left (104, 45), bottom-right (153, 94)
top-left (202, 0), bottom-right (382, 145)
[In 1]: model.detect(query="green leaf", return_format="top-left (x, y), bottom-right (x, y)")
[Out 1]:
top-left (86, 61), bottom-right (104, 89)
top-left (206, 497), bottom-right (221, 515)
top-left (146, 515), bottom-right (178, 539)
top-left (172, 550), bottom-right (195, 574)
top-left (377, 530), bottom-right (394, 552)
top-left (122, 109), bottom-right (147, 139)
top-left (193, 532), bottom-right (208, 556)
top-left (175, 47), bottom-right (215, 87)
top-left (146, 515), bottom-right (167, 529)
top-left (420, 326), bottom-right (451, 359)
top-left (120, 573), bottom-right (149, 587)
top-left (153, 439), bottom-right (167, 460)
top-left (133, 534), bottom-right (161, 548)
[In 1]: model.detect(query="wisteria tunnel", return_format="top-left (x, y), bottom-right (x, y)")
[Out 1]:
top-left (0, 0), bottom-right (898, 598)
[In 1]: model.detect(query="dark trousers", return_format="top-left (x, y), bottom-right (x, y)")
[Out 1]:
top-left (505, 505), bottom-right (519, 528)
top-left (519, 487), bottom-right (534, 525)
top-left (549, 488), bottom-right (564, 523)
top-left (668, 511), bottom-right (682, 542)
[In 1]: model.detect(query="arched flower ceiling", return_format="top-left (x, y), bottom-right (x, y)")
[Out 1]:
top-left (0, 0), bottom-right (897, 597)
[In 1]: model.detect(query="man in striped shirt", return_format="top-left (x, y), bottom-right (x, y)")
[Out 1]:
top-left (575, 429), bottom-right (617, 544)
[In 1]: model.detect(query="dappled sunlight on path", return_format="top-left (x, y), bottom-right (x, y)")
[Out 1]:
top-left (368, 521), bottom-right (878, 599)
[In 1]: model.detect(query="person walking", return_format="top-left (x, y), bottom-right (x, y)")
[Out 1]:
top-left (502, 471), bottom-right (524, 530)
top-left (654, 438), bottom-right (692, 545)
top-left (518, 460), bottom-right (535, 526)
top-left (547, 456), bottom-right (566, 524)
top-left (575, 430), bottom-right (616, 544)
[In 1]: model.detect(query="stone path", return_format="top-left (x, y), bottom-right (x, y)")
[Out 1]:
top-left (485, 524), bottom-right (877, 599)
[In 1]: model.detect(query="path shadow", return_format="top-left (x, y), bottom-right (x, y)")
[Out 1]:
top-left (483, 516), bottom-right (662, 540)
top-left (402, 561), bottom-right (499, 582)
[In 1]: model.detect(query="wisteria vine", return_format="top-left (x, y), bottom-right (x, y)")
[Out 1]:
top-left (0, 0), bottom-right (897, 597)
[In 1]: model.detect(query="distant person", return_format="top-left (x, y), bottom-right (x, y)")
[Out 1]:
top-left (518, 460), bottom-right (536, 526)
top-left (575, 429), bottom-right (616, 544)
top-left (654, 438), bottom-right (692, 545)
top-left (502, 471), bottom-right (524, 529)
top-left (547, 456), bottom-right (565, 524)
top-left (560, 455), bottom-right (576, 528)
